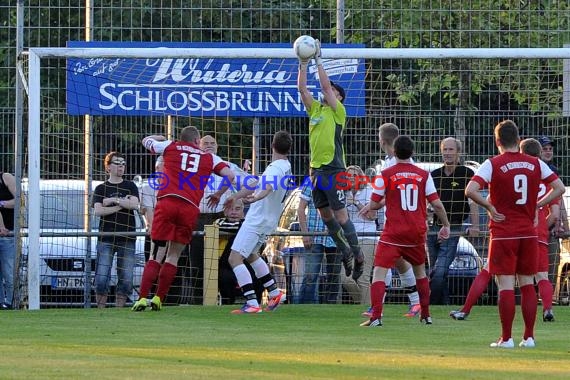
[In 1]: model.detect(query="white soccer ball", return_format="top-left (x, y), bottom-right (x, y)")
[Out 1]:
top-left (293, 35), bottom-right (317, 60)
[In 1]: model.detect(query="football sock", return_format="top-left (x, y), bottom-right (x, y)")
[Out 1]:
top-left (399, 267), bottom-right (419, 305)
top-left (250, 257), bottom-right (270, 278)
top-left (259, 273), bottom-right (280, 297)
top-left (384, 269), bottom-right (392, 289)
top-left (139, 259), bottom-right (161, 298)
top-left (323, 219), bottom-right (351, 255)
top-left (520, 284), bottom-right (537, 340)
top-left (233, 264), bottom-right (259, 306)
top-left (241, 283), bottom-right (259, 306)
top-left (498, 289), bottom-right (515, 342)
top-left (537, 279), bottom-right (553, 311)
top-left (339, 220), bottom-right (362, 258)
top-left (370, 281), bottom-right (386, 320)
top-left (155, 262), bottom-right (178, 300)
top-left (416, 277), bottom-right (430, 318)
top-left (462, 268), bottom-right (491, 313)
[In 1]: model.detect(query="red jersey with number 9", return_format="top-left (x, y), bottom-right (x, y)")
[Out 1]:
top-left (145, 139), bottom-right (229, 208)
top-left (471, 152), bottom-right (558, 238)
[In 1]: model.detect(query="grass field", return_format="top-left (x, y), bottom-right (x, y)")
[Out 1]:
top-left (1, 304), bottom-right (569, 379)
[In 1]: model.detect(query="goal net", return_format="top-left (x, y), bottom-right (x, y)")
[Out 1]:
top-left (21, 44), bottom-right (570, 309)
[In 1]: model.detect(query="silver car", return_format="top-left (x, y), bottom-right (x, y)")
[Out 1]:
top-left (20, 179), bottom-right (146, 307)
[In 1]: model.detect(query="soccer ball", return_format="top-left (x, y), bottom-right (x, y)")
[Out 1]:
top-left (293, 35), bottom-right (317, 60)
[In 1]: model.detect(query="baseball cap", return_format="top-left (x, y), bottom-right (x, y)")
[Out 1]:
top-left (329, 81), bottom-right (346, 103)
top-left (538, 136), bottom-right (555, 147)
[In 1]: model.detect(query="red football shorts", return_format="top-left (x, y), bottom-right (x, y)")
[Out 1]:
top-left (537, 242), bottom-right (549, 273)
top-left (374, 241), bottom-right (426, 268)
top-left (151, 196), bottom-right (198, 245)
top-left (488, 237), bottom-right (538, 276)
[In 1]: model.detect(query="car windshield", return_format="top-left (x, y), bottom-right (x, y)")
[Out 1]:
top-left (279, 189), bottom-right (301, 229)
top-left (23, 190), bottom-right (91, 229)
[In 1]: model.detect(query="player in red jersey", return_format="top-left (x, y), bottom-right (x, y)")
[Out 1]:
top-left (132, 126), bottom-right (236, 311)
top-left (465, 120), bottom-right (564, 348)
top-left (450, 138), bottom-right (561, 323)
top-left (520, 139), bottom-right (560, 322)
top-left (359, 135), bottom-right (450, 327)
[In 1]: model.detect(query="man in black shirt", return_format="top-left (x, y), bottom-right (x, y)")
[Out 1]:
top-left (428, 138), bottom-right (480, 305)
top-left (215, 199), bottom-right (264, 304)
top-left (92, 152), bottom-right (140, 308)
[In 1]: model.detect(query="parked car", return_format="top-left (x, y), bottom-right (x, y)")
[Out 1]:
top-left (262, 183), bottom-right (483, 304)
top-left (19, 179), bottom-right (146, 307)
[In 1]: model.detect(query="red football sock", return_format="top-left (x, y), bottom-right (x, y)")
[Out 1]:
top-left (498, 289), bottom-right (515, 341)
top-left (462, 268), bottom-right (491, 313)
top-left (156, 262), bottom-right (178, 301)
top-left (370, 281), bottom-right (386, 320)
top-left (416, 277), bottom-right (430, 318)
top-left (537, 279), bottom-right (553, 311)
top-left (520, 284), bottom-right (537, 340)
top-left (139, 260), bottom-right (161, 298)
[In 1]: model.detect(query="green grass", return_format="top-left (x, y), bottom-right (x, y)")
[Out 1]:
top-left (1, 305), bottom-right (569, 379)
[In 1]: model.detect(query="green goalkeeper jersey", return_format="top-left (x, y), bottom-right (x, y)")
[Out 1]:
top-left (307, 99), bottom-right (347, 170)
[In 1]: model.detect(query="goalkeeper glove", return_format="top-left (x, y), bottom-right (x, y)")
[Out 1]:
top-left (314, 39), bottom-right (323, 66)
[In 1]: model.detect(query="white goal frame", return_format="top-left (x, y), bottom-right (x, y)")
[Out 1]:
top-left (26, 46), bottom-right (570, 309)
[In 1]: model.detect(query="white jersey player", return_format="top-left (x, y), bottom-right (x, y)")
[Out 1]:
top-left (217, 131), bottom-right (293, 314)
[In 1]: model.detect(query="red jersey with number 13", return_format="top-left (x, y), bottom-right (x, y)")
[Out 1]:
top-left (145, 139), bottom-right (229, 208)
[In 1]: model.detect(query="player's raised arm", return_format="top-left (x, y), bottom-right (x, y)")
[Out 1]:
top-left (297, 54), bottom-right (314, 111)
top-left (314, 40), bottom-right (339, 112)
top-left (142, 134), bottom-right (171, 155)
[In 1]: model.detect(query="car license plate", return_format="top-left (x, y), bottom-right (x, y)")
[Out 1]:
top-left (51, 276), bottom-right (86, 289)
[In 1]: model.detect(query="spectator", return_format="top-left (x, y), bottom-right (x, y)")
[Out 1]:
top-left (428, 137), bottom-right (480, 305)
top-left (92, 152), bottom-right (140, 308)
top-left (538, 135), bottom-right (569, 284)
top-left (341, 165), bottom-right (379, 304)
top-left (297, 180), bottom-right (341, 304)
top-left (140, 156), bottom-right (166, 263)
top-left (465, 120), bottom-right (564, 348)
top-left (188, 134), bottom-right (247, 305)
top-left (133, 126), bottom-right (236, 311)
top-left (359, 135), bottom-right (450, 327)
top-left (0, 172), bottom-right (16, 310)
top-left (297, 40), bottom-right (364, 281)
top-left (216, 199), bottom-right (264, 304)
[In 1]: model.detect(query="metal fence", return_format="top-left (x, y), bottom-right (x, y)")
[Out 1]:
top-left (3, 1), bottom-right (570, 308)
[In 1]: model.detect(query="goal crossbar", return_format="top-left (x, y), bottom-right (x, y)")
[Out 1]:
top-left (29, 47), bottom-right (570, 59)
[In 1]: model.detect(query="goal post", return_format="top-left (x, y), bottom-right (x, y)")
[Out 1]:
top-left (25, 46), bottom-right (570, 310)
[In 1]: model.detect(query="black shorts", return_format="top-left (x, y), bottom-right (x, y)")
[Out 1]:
top-left (310, 169), bottom-right (348, 211)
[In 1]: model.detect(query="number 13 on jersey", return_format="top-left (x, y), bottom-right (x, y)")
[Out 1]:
top-left (180, 153), bottom-right (201, 172)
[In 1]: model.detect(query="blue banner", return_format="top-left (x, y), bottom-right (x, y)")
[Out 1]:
top-left (66, 41), bottom-right (365, 117)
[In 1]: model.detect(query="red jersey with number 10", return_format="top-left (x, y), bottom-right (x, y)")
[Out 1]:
top-left (371, 162), bottom-right (440, 246)
top-left (471, 152), bottom-right (558, 238)
top-left (144, 139), bottom-right (229, 208)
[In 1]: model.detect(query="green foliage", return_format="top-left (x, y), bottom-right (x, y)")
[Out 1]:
top-left (344, 0), bottom-right (570, 115)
